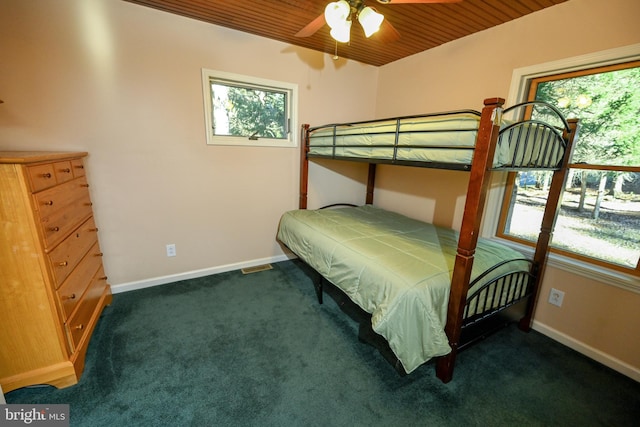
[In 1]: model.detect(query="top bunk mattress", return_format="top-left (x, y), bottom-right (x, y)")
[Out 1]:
top-left (276, 205), bottom-right (529, 373)
top-left (307, 111), bottom-right (564, 169)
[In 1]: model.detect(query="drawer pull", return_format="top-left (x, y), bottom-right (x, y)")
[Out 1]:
top-left (42, 173), bottom-right (52, 178)
top-left (63, 293), bottom-right (76, 300)
top-left (85, 202), bottom-right (93, 206)
top-left (99, 276), bottom-right (108, 281)
top-left (80, 184), bottom-right (89, 188)
top-left (75, 165), bottom-right (84, 169)
top-left (95, 252), bottom-right (104, 257)
top-left (74, 324), bottom-right (84, 330)
top-left (89, 228), bottom-right (98, 232)
top-left (58, 261), bottom-right (68, 267)
top-left (61, 168), bottom-right (71, 173)
top-left (43, 200), bottom-right (54, 206)
top-left (49, 226), bottom-right (60, 232)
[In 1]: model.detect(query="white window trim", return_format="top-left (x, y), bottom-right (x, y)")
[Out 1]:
top-left (504, 43), bottom-right (640, 107)
top-left (482, 43), bottom-right (640, 294)
top-left (201, 69), bottom-right (298, 148)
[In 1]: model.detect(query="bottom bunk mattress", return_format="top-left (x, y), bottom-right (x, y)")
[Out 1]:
top-left (276, 205), bottom-right (529, 373)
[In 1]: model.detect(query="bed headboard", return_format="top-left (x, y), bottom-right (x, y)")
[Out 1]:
top-left (496, 100), bottom-right (577, 170)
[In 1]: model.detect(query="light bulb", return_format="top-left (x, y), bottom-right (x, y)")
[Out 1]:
top-left (358, 6), bottom-right (384, 37)
top-left (325, 1), bottom-right (351, 29)
top-left (330, 19), bottom-right (351, 43)
top-left (575, 94), bottom-right (592, 109)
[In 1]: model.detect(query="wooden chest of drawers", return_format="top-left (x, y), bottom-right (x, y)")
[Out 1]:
top-left (0, 151), bottom-right (112, 392)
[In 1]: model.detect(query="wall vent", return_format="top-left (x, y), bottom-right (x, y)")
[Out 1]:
top-left (241, 264), bottom-right (273, 274)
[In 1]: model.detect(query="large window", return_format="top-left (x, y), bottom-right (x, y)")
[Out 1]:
top-left (498, 61), bottom-right (640, 276)
top-left (202, 69), bottom-right (298, 147)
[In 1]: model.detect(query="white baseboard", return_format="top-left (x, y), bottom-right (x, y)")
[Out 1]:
top-left (110, 254), bottom-right (293, 294)
top-left (532, 320), bottom-right (640, 383)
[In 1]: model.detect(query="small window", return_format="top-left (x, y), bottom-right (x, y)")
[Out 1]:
top-left (202, 69), bottom-right (298, 147)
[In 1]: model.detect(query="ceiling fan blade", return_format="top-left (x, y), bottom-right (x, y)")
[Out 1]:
top-left (295, 13), bottom-right (326, 38)
top-left (377, 19), bottom-right (401, 43)
top-left (376, 0), bottom-right (462, 4)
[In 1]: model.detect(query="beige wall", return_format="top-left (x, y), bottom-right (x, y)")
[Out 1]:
top-left (0, 0), bottom-right (378, 285)
top-left (374, 0), bottom-right (640, 378)
top-left (1, 0), bottom-right (638, 379)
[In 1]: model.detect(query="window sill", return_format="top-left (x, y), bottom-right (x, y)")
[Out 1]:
top-left (490, 237), bottom-right (640, 295)
top-left (206, 139), bottom-right (297, 148)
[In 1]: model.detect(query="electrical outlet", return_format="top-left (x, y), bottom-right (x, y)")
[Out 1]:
top-left (548, 288), bottom-right (565, 307)
top-left (166, 244), bottom-right (176, 257)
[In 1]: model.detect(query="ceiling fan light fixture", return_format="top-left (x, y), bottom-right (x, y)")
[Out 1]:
top-left (330, 19), bottom-right (352, 43)
top-left (324, 1), bottom-right (351, 29)
top-left (358, 6), bottom-right (384, 37)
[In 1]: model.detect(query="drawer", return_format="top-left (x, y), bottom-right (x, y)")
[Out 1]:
top-left (56, 242), bottom-right (103, 318)
top-left (48, 217), bottom-right (100, 287)
top-left (53, 161), bottom-right (74, 184)
top-left (26, 163), bottom-right (57, 192)
top-left (65, 267), bottom-right (108, 352)
top-left (71, 158), bottom-right (86, 178)
top-left (40, 195), bottom-right (94, 251)
top-left (34, 176), bottom-right (90, 219)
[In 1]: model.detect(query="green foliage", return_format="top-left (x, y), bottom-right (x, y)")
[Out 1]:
top-left (533, 67), bottom-right (640, 167)
top-left (214, 83), bottom-right (286, 139)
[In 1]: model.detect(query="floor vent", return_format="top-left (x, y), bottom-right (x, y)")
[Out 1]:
top-left (241, 264), bottom-right (273, 274)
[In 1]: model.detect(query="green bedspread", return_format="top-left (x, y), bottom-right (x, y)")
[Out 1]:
top-left (277, 205), bottom-right (528, 373)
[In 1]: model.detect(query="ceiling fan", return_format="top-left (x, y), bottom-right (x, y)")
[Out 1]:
top-left (295, 0), bottom-right (462, 43)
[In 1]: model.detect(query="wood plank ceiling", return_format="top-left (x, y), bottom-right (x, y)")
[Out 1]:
top-left (124, 0), bottom-right (569, 67)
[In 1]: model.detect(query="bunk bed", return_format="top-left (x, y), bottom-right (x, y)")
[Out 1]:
top-left (277, 98), bottom-right (579, 383)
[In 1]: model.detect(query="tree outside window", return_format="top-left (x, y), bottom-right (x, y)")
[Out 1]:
top-left (498, 62), bottom-right (640, 274)
top-left (211, 83), bottom-right (287, 139)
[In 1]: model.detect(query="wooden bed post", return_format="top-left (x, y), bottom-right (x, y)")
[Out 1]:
top-left (366, 163), bottom-right (377, 205)
top-left (299, 124), bottom-right (310, 209)
top-left (436, 97), bottom-right (505, 383)
top-left (519, 118), bottom-right (579, 331)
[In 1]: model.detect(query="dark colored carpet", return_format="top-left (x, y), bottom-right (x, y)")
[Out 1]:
top-left (6, 260), bottom-right (639, 426)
